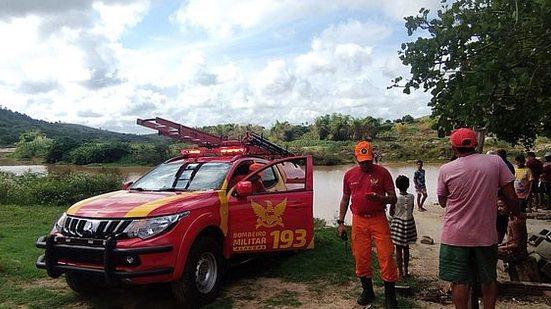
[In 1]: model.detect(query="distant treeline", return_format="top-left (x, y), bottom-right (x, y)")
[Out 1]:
top-left (7, 113), bottom-right (456, 166)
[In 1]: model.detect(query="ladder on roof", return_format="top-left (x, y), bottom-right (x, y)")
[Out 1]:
top-left (137, 117), bottom-right (294, 158)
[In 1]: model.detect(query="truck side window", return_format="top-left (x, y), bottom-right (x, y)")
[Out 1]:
top-left (276, 159), bottom-right (307, 191)
top-left (259, 166), bottom-right (277, 189)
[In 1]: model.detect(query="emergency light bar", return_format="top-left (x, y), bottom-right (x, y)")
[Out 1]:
top-left (180, 149), bottom-right (204, 156)
top-left (218, 146), bottom-right (247, 155)
top-left (180, 146), bottom-right (247, 157)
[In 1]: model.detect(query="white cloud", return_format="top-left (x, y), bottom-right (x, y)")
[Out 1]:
top-left (319, 19), bottom-right (393, 46)
top-left (0, 0), bottom-right (439, 133)
top-left (171, 0), bottom-right (441, 39)
top-left (92, 1), bottom-right (149, 41)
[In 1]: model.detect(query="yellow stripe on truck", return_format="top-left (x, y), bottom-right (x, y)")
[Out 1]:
top-left (218, 188), bottom-right (229, 236)
top-left (124, 192), bottom-right (198, 217)
top-left (66, 192), bottom-right (119, 216)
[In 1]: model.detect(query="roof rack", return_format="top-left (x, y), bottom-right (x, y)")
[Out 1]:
top-left (137, 117), bottom-right (293, 158)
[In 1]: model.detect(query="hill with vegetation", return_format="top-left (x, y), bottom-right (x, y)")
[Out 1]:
top-left (0, 107), bottom-right (158, 146)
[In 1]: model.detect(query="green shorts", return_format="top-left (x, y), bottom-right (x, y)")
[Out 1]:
top-left (439, 244), bottom-right (497, 284)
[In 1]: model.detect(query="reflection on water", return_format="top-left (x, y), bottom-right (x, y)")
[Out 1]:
top-left (0, 165), bottom-right (48, 175)
top-left (0, 162), bottom-right (442, 223)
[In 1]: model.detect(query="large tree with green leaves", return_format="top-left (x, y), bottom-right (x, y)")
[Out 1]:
top-left (392, 0), bottom-right (551, 147)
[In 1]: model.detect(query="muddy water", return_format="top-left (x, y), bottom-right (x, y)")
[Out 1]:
top-left (0, 162), bottom-right (440, 223)
top-left (314, 163), bottom-right (440, 224)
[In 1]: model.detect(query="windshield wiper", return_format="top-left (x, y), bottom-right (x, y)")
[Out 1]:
top-left (129, 187), bottom-right (145, 191)
top-left (157, 187), bottom-right (185, 192)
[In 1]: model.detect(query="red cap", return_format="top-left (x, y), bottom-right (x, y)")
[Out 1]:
top-left (354, 141), bottom-right (373, 162)
top-left (450, 128), bottom-right (478, 148)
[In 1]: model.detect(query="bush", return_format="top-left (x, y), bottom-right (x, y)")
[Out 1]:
top-left (0, 171), bottom-right (122, 206)
top-left (46, 137), bottom-right (81, 163)
top-left (69, 142), bottom-right (130, 165)
top-left (125, 143), bottom-right (171, 165)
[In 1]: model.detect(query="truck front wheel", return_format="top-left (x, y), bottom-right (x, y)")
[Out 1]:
top-left (171, 237), bottom-right (225, 307)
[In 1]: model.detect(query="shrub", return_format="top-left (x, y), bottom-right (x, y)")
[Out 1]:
top-left (0, 171), bottom-right (122, 206)
top-left (69, 142), bottom-right (130, 165)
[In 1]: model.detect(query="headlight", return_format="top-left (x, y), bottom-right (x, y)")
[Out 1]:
top-left (52, 212), bottom-right (67, 234)
top-left (124, 212), bottom-right (189, 240)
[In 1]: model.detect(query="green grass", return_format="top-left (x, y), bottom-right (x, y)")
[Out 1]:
top-left (0, 204), bottom-right (79, 309)
top-left (0, 205), bottom-right (419, 308)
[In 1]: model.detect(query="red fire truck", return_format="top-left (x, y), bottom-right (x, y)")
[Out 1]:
top-left (36, 118), bottom-right (314, 307)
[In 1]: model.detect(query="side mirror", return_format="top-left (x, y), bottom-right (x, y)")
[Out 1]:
top-left (122, 181), bottom-right (134, 190)
top-left (236, 181), bottom-right (253, 197)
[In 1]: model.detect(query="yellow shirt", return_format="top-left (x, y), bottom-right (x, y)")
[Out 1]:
top-left (514, 166), bottom-right (533, 199)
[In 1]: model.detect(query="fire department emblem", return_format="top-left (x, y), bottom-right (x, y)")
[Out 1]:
top-left (370, 177), bottom-right (378, 186)
top-left (251, 199), bottom-right (287, 229)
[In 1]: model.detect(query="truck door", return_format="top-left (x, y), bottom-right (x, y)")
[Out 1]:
top-left (226, 156), bottom-right (314, 255)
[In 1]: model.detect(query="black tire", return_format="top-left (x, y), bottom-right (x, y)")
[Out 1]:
top-left (65, 272), bottom-right (106, 295)
top-left (171, 237), bottom-right (225, 308)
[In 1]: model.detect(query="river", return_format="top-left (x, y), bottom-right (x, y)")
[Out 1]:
top-left (0, 161), bottom-right (439, 224)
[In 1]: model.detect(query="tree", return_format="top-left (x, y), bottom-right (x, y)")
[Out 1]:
top-left (46, 137), bottom-right (81, 163)
top-left (328, 114), bottom-right (351, 141)
top-left (392, 0), bottom-right (551, 147)
top-left (314, 115), bottom-right (331, 140)
top-left (14, 129), bottom-right (53, 160)
top-left (401, 115), bottom-right (415, 124)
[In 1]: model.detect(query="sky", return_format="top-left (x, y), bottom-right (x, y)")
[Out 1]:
top-left (0, 0), bottom-right (442, 134)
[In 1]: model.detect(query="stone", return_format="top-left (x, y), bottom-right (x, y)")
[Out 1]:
top-left (420, 236), bottom-right (434, 245)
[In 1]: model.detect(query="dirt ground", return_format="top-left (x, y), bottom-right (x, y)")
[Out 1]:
top-left (221, 204), bottom-right (551, 309)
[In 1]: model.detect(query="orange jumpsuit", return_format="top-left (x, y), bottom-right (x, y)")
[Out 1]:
top-left (351, 213), bottom-right (398, 282)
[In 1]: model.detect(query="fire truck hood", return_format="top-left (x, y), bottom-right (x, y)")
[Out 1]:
top-left (66, 190), bottom-right (220, 218)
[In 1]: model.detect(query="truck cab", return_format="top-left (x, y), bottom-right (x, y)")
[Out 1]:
top-left (36, 118), bottom-right (314, 308)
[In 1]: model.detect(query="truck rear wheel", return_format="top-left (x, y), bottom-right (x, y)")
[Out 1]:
top-left (65, 272), bottom-right (106, 295)
top-left (171, 237), bottom-right (225, 308)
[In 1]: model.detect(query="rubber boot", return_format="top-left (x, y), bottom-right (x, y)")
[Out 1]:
top-left (357, 277), bottom-right (375, 305)
top-left (384, 281), bottom-right (398, 309)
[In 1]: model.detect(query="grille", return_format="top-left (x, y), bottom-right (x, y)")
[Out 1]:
top-left (61, 216), bottom-right (132, 239)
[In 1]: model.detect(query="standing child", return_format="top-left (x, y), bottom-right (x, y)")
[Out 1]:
top-left (389, 175), bottom-right (418, 278)
top-left (414, 160), bottom-right (428, 211)
top-left (514, 154), bottom-right (534, 213)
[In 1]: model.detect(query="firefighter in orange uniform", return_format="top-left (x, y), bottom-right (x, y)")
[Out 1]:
top-left (337, 141), bottom-right (399, 308)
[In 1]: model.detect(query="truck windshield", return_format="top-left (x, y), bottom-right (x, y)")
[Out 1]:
top-left (130, 162), bottom-right (231, 191)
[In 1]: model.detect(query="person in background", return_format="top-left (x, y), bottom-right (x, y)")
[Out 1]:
top-left (497, 198), bottom-right (527, 261)
top-left (526, 152), bottom-right (543, 211)
top-left (389, 175), bottom-right (417, 278)
top-left (541, 152), bottom-right (551, 209)
top-left (437, 128), bottom-right (517, 309)
top-left (514, 154), bottom-right (533, 213)
top-left (248, 163), bottom-right (266, 193)
top-left (495, 149), bottom-right (514, 243)
top-left (337, 141), bottom-right (399, 308)
top-left (414, 160), bottom-right (428, 212)
top-left (496, 149), bottom-right (515, 174)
